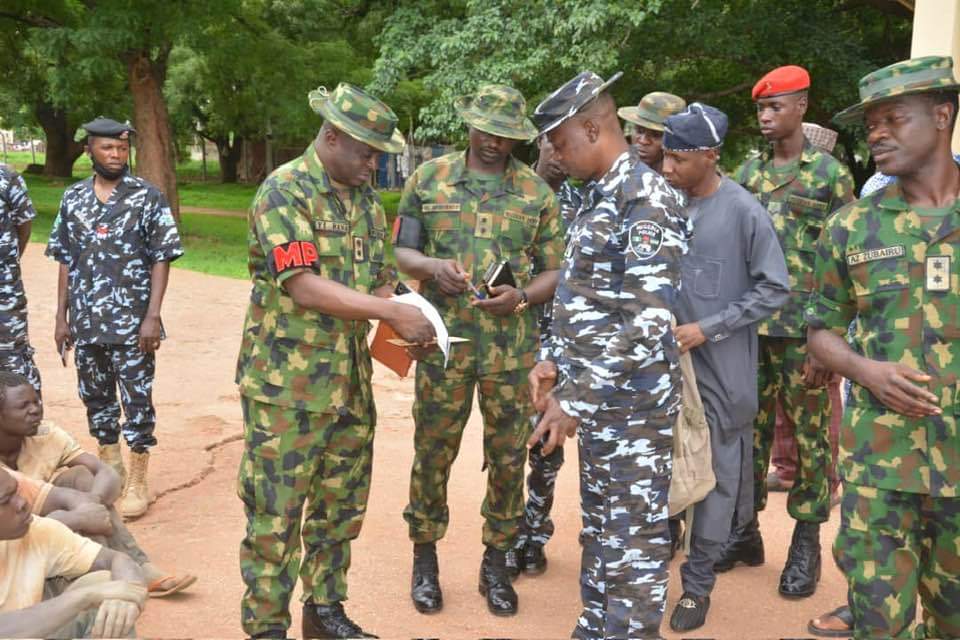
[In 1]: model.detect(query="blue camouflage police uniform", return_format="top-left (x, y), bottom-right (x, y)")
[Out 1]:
top-left (0, 164), bottom-right (41, 396)
top-left (45, 134), bottom-right (183, 452)
top-left (534, 72), bottom-right (692, 639)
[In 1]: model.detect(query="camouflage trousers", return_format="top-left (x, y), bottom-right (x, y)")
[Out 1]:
top-left (516, 437), bottom-right (565, 548)
top-left (74, 343), bottom-right (156, 452)
top-left (0, 344), bottom-right (42, 399)
top-left (575, 404), bottom-right (673, 640)
top-left (238, 392), bottom-right (374, 636)
top-left (404, 364), bottom-right (534, 551)
top-left (835, 483), bottom-right (960, 639)
top-left (754, 336), bottom-right (831, 523)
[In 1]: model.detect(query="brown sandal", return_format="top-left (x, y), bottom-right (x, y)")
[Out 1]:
top-left (808, 605), bottom-right (853, 637)
top-left (148, 574), bottom-right (198, 598)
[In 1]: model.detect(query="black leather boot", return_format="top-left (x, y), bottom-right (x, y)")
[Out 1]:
top-left (302, 601), bottom-right (377, 639)
top-left (521, 541), bottom-right (547, 575)
top-left (411, 542), bottom-right (443, 613)
top-left (779, 521), bottom-right (821, 598)
top-left (478, 547), bottom-right (518, 616)
top-left (713, 516), bottom-right (764, 573)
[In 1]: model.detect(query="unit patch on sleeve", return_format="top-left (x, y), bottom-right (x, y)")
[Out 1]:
top-left (628, 220), bottom-right (664, 260)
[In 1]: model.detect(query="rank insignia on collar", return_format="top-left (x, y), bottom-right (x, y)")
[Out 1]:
top-left (925, 255), bottom-right (950, 292)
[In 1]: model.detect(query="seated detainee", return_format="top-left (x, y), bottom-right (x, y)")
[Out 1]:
top-left (0, 371), bottom-right (196, 596)
top-left (0, 466), bottom-right (147, 639)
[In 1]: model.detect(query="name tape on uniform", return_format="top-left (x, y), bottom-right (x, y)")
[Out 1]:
top-left (315, 220), bottom-right (349, 234)
top-left (846, 245), bottom-right (905, 266)
top-left (422, 202), bottom-right (461, 213)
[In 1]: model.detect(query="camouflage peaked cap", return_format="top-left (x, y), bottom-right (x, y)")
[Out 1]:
top-left (618, 92), bottom-right (686, 132)
top-left (834, 56), bottom-right (960, 125)
top-left (801, 122), bottom-right (838, 154)
top-left (309, 83), bottom-right (405, 153)
top-left (455, 85), bottom-right (539, 141)
top-left (533, 71), bottom-right (624, 135)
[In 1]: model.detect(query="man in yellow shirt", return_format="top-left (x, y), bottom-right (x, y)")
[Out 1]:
top-left (0, 371), bottom-right (195, 597)
top-left (0, 466), bottom-right (147, 638)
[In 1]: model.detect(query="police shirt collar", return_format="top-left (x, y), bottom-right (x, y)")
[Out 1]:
top-left (592, 149), bottom-right (634, 198)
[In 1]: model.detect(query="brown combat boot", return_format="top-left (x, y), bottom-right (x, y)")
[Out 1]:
top-left (97, 443), bottom-right (126, 487)
top-left (118, 451), bottom-right (150, 519)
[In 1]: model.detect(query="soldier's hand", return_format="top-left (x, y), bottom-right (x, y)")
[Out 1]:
top-left (386, 303), bottom-right (436, 345)
top-left (55, 317), bottom-right (73, 354)
top-left (72, 502), bottom-right (114, 536)
top-left (529, 360), bottom-right (558, 412)
top-left (674, 323), bottom-right (706, 354)
top-left (860, 361), bottom-right (941, 418)
top-left (405, 344), bottom-right (438, 360)
top-left (138, 314), bottom-right (162, 353)
top-left (802, 352), bottom-right (833, 388)
top-left (92, 598), bottom-right (142, 639)
top-left (431, 259), bottom-right (470, 296)
top-left (527, 394), bottom-right (578, 456)
top-left (471, 285), bottom-right (522, 316)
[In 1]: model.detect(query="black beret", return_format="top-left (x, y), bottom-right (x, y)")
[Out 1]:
top-left (81, 117), bottom-right (136, 140)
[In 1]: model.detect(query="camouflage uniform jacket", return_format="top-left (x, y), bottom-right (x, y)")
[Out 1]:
top-left (0, 165), bottom-right (36, 350)
top-left (734, 137), bottom-right (855, 338)
top-left (542, 149), bottom-right (691, 420)
top-left (398, 150), bottom-right (564, 374)
top-left (45, 172), bottom-right (183, 346)
top-left (236, 142), bottom-right (397, 414)
top-left (805, 182), bottom-right (959, 497)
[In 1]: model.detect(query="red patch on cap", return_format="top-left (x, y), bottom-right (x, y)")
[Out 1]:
top-left (752, 65), bottom-right (810, 100)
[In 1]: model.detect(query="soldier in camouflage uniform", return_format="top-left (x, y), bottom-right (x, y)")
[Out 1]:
top-left (45, 118), bottom-right (183, 521)
top-left (529, 71), bottom-right (691, 639)
top-left (618, 92), bottom-right (687, 175)
top-left (394, 84), bottom-right (564, 617)
top-left (727, 66), bottom-right (855, 598)
top-left (0, 165), bottom-right (40, 397)
top-left (806, 55), bottom-right (960, 640)
top-left (235, 84), bottom-right (433, 639)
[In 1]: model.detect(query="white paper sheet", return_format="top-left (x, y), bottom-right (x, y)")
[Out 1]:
top-left (392, 291), bottom-right (453, 366)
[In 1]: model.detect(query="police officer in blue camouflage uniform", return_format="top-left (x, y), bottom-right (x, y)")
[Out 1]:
top-left (46, 117), bottom-right (183, 520)
top-left (0, 164), bottom-right (41, 397)
top-left (529, 71), bottom-right (691, 640)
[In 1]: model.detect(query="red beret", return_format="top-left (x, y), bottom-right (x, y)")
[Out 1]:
top-left (752, 65), bottom-right (811, 100)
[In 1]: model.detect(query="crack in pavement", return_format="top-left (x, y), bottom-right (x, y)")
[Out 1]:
top-left (152, 432), bottom-right (243, 501)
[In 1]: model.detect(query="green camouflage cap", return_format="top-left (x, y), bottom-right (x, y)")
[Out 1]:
top-left (834, 56), bottom-right (960, 125)
top-left (455, 84), bottom-right (539, 141)
top-left (618, 92), bottom-right (686, 132)
top-left (309, 83), bottom-right (405, 153)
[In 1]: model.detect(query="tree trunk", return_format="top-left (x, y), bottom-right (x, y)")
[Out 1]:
top-left (34, 102), bottom-right (83, 178)
top-left (214, 137), bottom-right (242, 183)
top-left (125, 48), bottom-right (179, 218)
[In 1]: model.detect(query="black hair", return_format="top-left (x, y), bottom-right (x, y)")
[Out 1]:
top-left (0, 371), bottom-right (30, 408)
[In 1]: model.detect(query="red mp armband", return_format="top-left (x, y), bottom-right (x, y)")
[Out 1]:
top-left (270, 240), bottom-right (319, 275)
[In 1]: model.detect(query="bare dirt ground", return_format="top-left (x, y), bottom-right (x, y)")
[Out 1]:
top-left (22, 244), bottom-right (847, 638)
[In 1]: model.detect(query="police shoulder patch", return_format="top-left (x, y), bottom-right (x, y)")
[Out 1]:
top-left (628, 220), bottom-right (664, 260)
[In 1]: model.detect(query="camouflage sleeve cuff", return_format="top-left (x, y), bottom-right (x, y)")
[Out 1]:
top-left (804, 292), bottom-right (854, 335)
top-left (552, 377), bottom-right (598, 421)
top-left (147, 247), bottom-right (185, 263)
top-left (44, 244), bottom-right (70, 264)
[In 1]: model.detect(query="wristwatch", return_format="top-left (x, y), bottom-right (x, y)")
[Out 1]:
top-left (513, 289), bottom-right (529, 315)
